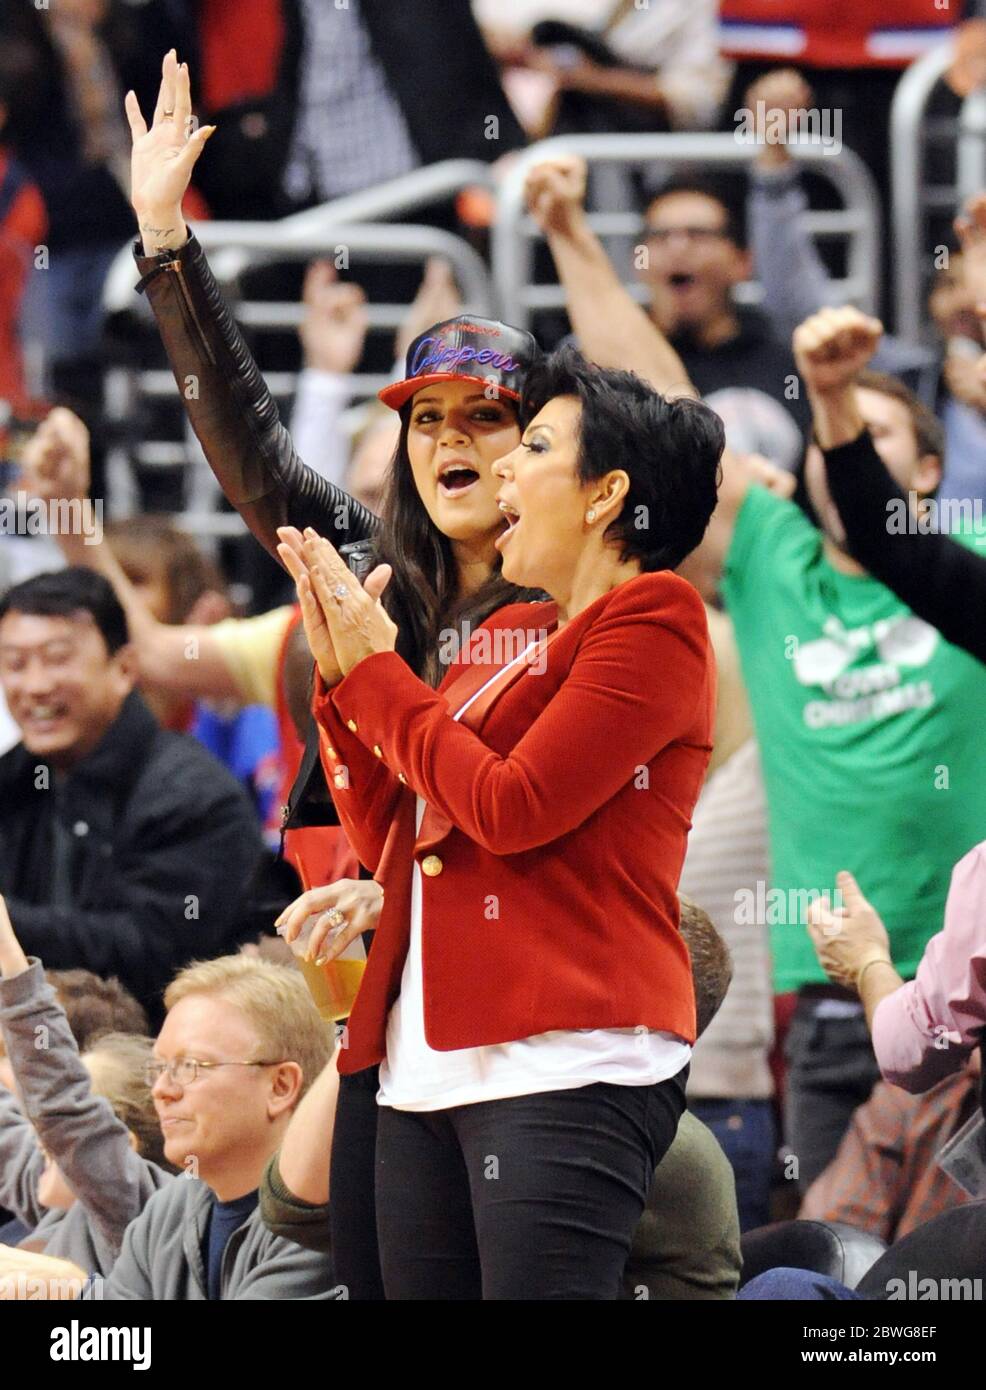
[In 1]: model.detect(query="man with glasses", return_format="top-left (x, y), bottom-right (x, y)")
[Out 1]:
top-left (97, 953), bottom-right (340, 1300)
top-left (639, 175), bottom-right (811, 462)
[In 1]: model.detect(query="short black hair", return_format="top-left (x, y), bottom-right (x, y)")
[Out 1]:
top-left (645, 173), bottom-right (748, 250)
top-left (520, 347), bottom-right (724, 573)
top-left (0, 569), bottom-right (129, 654)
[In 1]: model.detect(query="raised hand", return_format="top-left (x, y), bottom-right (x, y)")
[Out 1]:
top-left (299, 263), bottom-right (369, 375)
top-left (524, 155), bottom-right (589, 239)
top-left (125, 49), bottom-right (215, 255)
top-left (395, 258), bottom-right (462, 365)
top-left (19, 408), bottom-right (91, 506)
top-left (792, 305), bottom-right (883, 398)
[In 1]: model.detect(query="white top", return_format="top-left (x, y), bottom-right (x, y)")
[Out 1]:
top-left (377, 644), bottom-right (691, 1111)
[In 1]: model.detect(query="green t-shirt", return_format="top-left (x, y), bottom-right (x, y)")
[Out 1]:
top-left (723, 485), bottom-right (986, 993)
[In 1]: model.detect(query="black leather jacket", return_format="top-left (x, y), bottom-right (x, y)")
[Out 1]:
top-left (133, 232), bottom-right (378, 835)
top-left (133, 231), bottom-right (378, 557)
top-left (0, 691), bottom-right (264, 1020)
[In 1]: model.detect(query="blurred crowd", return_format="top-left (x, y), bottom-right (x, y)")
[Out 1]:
top-left (1, 0), bottom-right (986, 1303)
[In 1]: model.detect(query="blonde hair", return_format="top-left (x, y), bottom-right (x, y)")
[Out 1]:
top-left (83, 1032), bottom-right (169, 1169)
top-left (163, 955), bottom-right (333, 1097)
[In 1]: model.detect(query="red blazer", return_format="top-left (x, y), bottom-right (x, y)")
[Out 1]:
top-left (313, 571), bottom-right (715, 1075)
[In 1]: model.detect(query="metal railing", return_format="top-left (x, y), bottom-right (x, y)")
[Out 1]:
top-left (493, 132), bottom-right (882, 332)
top-left (890, 36), bottom-right (957, 342)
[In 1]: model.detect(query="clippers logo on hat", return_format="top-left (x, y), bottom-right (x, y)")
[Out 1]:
top-left (378, 315), bottom-right (539, 411)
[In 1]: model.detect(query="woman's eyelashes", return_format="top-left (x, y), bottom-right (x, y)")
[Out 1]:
top-left (522, 436), bottom-right (549, 453)
top-left (413, 407), bottom-right (508, 427)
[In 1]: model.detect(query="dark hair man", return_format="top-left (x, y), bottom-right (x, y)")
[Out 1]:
top-left (0, 568), bottom-right (264, 1022)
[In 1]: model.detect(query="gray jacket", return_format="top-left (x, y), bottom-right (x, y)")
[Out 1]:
top-left (98, 1177), bottom-right (344, 1300)
top-left (0, 959), bottom-right (171, 1273)
top-left (0, 960), bottom-right (343, 1299)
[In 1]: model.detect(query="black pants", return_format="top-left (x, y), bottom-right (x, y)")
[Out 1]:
top-left (329, 1065), bottom-right (386, 1301)
top-left (783, 993), bottom-right (881, 1191)
top-left (374, 1070), bottom-right (688, 1300)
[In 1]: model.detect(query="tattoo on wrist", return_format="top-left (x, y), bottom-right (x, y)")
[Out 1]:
top-left (141, 223), bottom-right (176, 251)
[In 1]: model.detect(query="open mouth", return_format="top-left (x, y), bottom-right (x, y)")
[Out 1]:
top-left (494, 498), bottom-right (520, 550)
top-left (437, 462), bottom-right (480, 496)
top-left (21, 702), bottom-right (69, 732)
top-left (667, 272), bottom-right (697, 290)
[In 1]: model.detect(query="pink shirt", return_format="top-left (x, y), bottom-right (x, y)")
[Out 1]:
top-left (872, 841), bottom-right (986, 1093)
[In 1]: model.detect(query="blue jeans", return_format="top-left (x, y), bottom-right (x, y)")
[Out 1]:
top-left (689, 1097), bottom-right (775, 1232)
top-left (739, 1268), bottom-right (865, 1300)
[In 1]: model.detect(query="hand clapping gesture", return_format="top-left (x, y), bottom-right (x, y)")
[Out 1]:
top-left (276, 527), bottom-right (397, 686)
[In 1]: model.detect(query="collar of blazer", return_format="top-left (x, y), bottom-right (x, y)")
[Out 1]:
top-left (413, 618), bottom-right (563, 856)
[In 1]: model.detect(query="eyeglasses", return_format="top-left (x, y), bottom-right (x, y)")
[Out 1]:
top-left (144, 1058), bottom-right (283, 1088)
top-left (644, 226), bottom-right (731, 245)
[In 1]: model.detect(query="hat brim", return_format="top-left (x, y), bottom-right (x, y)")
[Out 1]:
top-left (377, 372), bottom-right (523, 411)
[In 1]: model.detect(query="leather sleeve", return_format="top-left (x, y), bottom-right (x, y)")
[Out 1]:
top-left (133, 231), bottom-right (379, 559)
top-left (824, 430), bottom-right (986, 665)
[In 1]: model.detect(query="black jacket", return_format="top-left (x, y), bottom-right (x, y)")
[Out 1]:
top-left (672, 307), bottom-right (812, 438)
top-left (358, 0), bottom-right (525, 165)
top-left (189, 0), bottom-right (525, 218)
top-left (825, 430), bottom-right (986, 666)
top-left (134, 231), bottom-right (380, 836)
top-left (0, 691), bottom-right (264, 1021)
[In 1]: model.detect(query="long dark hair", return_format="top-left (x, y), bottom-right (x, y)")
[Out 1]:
top-left (374, 401), bottom-right (545, 686)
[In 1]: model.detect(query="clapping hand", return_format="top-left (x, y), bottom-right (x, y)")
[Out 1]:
top-left (276, 527), bottom-right (396, 683)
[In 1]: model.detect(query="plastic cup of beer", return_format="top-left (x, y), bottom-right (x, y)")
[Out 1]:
top-left (288, 914), bottom-right (366, 1022)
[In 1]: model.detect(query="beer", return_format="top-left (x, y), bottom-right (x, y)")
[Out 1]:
top-left (298, 954), bottom-right (366, 1022)
top-left (288, 912), bottom-right (366, 1021)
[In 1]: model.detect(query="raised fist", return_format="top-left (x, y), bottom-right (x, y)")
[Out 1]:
top-left (524, 155), bottom-right (588, 238)
top-left (793, 305), bottom-right (883, 397)
top-left (299, 263), bottom-right (369, 376)
top-left (19, 408), bottom-right (91, 506)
